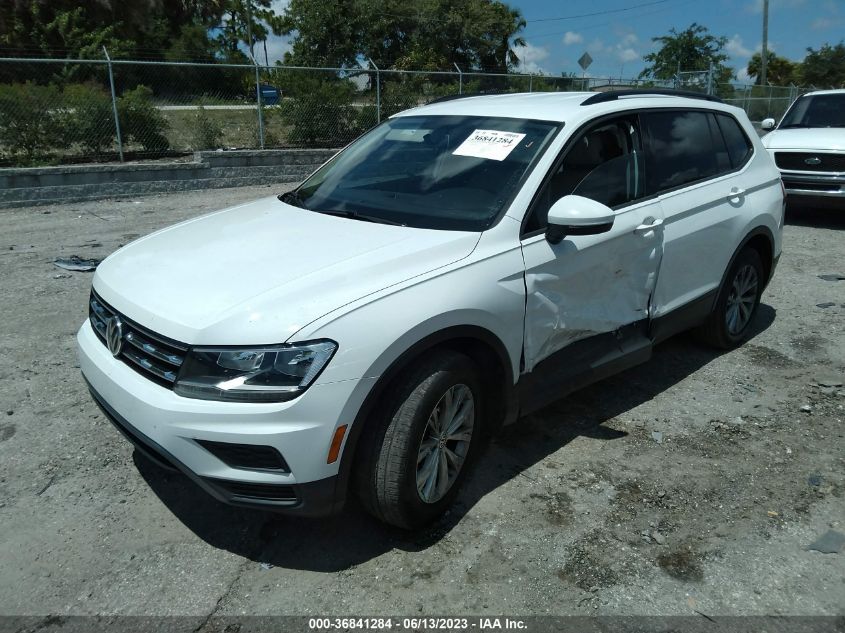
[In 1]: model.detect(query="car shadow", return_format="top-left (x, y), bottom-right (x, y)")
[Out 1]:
top-left (135, 304), bottom-right (776, 572)
top-left (785, 201), bottom-right (845, 230)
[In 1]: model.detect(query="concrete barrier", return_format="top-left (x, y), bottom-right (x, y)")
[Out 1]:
top-left (0, 149), bottom-right (338, 209)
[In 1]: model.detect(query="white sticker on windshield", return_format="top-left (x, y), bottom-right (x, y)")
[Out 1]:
top-left (452, 129), bottom-right (527, 161)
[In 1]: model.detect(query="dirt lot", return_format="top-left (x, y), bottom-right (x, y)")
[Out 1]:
top-left (0, 186), bottom-right (843, 620)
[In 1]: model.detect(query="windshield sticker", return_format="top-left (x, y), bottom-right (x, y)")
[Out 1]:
top-left (453, 129), bottom-right (527, 161)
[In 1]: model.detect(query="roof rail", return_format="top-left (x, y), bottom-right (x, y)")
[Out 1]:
top-left (580, 89), bottom-right (723, 106)
top-left (426, 91), bottom-right (500, 105)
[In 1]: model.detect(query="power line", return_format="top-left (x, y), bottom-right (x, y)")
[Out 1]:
top-left (526, 0), bottom-right (675, 23)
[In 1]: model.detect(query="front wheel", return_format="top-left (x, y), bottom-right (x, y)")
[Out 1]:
top-left (695, 247), bottom-right (765, 349)
top-left (355, 350), bottom-right (484, 529)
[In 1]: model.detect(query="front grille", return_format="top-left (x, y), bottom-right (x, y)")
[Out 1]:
top-left (195, 439), bottom-right (290, 473)
top-left (89, 291), bottom-right (187, 388)
top-left (205, 478), bottom-right (298, 503)
top-left (775, 152), bottom-right (845, 173)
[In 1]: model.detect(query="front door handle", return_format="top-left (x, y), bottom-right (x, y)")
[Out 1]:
top-left (634, 217), bottom-right (663, 232)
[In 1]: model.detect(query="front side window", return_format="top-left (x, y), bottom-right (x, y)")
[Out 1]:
top-left (524, 116), bottom-right (644, 234)
top-left (642, 110), bottom-right (725, 193)
top-left (779, 93), bottom-right (845, 129)
top-left (285, 115), bottom-right (560, 231)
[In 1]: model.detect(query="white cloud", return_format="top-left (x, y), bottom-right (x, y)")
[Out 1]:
top-left (618, 47), bottom-right (639, 63)
top-left (513, 42), bottom-right (550, 73)
top-left (726, 34), bottom-right (752, 58)
top-left (737, 67), bottom-right (751, 81)
top-left (620, 33), bottom-right (639, 47)
top-left (811, 16), bottom-right (845, 29)
top-left (563, 31), bottom-right (583, 46)
top-left (259, 34), bottom-right (292, 65)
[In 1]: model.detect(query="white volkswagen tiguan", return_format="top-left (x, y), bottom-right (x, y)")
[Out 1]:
top-left (79, 90), bottom-right (784, 528)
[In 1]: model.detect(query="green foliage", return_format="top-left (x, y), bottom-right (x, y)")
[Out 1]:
top-left (640, 23), bottom-right (735, 85)
top-left (0, 6), bottom-right (132, 84)
top-left (800, 41), bottom-right (845, 88)
top-left (280, 0), bottom-right (527, 72)
top-left (62, 84), bottom-right (115, 154)
top-left (118, 86), bottom-right (170, 153)
top-left (279, 77), bottom-right (358, 145)
top-left (189, 105), bottom-right (224, 150)
top-left (0, 82), bottom-right (67, 163)
top-left (746, 51), bottom-right (800, 86)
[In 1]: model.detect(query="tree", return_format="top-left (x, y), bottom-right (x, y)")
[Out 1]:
top-left (211, 0), bottom-right (285, 62)
top-left (746, 51), bottom-right (800, 85)
top-left (640, 23), bottom-right (734, 85)
top-left (800, 41), bottom-right (845, 88)
top-left (279, 0), bottom-right (528, 72)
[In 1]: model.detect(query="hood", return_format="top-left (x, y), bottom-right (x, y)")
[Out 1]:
top-left (762, 127), bottom-right (845, 151)
top-left (93, 197), bottom-right (480, 345)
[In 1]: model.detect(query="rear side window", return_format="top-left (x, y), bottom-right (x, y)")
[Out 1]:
top-left (715, 113), bottom-right (753, 169)
top-left (642, 110), bottom-right (724, 193)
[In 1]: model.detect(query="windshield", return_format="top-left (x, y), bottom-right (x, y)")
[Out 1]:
top-left (779, 93), bottom-right (845, 128)
top-left (284, 115), bottom-right (561, 231)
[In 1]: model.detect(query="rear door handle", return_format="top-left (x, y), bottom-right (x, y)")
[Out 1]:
top-left (727, 187), bottom-right (746, 200)
top-left (634, 218), bottom-right (663, 232)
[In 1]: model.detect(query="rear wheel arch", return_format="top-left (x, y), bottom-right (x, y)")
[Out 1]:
top-left (333, 326), bottom-right (515, 508)
top-left (716, 226), bottom-right (775, 302)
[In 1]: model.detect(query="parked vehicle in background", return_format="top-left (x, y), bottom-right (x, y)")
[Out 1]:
top-left (761, 90), bottom-right (845, 204)
top-left (78, 90), bottom-right (783, 529)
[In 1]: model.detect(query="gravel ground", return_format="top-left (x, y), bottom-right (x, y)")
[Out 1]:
top-left (0, 186), bottom-right (843, 619)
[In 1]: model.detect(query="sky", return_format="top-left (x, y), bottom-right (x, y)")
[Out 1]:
top-left (260, 0), bottom-right (844, 83)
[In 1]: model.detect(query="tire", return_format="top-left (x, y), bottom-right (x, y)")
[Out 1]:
top-left (695, 247), bottom-right (765, 349)
top-left (355, 350), bottom-right (484, 529)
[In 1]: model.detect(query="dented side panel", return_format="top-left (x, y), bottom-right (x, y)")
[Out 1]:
top-left (520, 201), bottom-right (664, 372)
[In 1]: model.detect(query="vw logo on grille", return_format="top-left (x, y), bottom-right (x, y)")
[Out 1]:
top-left (106, 316), bottom-right (124, 357)
top-left (804, 157), bottom-right (822, 166)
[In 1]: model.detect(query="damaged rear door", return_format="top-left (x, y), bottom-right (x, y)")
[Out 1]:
top-left (519, 113), bottom-right (664, 372)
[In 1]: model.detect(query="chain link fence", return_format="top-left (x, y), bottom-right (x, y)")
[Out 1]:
top-left (0, 55), bottom-right (828, 167)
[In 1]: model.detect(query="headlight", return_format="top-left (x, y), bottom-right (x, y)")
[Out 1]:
top-left (174, 340), bottom-right (337, 403)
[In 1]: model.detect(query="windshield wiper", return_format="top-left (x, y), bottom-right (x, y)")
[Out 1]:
top-left (314, 209), bottom-right (406, 226)
top-left (778, 124), bottom-right (812, 129)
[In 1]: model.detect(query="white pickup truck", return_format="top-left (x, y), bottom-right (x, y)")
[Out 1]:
top-left (761, 89), bottom-right (845, 204)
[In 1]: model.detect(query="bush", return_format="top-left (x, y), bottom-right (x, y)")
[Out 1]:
top-left (62, 84), bottom-right (116, 154)
top-left (118, 85), bottom-right (170, 153)
top-left (189, 104), bottom-right (223, 149)
top-left (0, 82), bottom-right (66, 163)
top-left (280, 77), bottom-right (357, 145)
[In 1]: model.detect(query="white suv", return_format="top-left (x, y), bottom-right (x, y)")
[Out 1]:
top-left (761, 89), bottom-right (845, 203)
top-left (79, 90), bottom-right (783, 529)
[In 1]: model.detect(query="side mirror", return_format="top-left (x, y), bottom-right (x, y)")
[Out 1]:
top-left (546, 195), bottom-right (615, 244)
top-left (761, 118), bottom-right (776, 130)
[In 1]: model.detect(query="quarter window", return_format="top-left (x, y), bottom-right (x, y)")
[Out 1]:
top-left (715, 113), bottom-right (753, 169)
top-left (524, 116), bottom-right (644, 233)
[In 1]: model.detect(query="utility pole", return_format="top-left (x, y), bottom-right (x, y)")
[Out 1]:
top-left (761, 0), bottom-right (769, 85)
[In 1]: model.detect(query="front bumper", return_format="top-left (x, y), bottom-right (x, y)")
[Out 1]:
top-left (779, 171), bottom-right (845, 198)
top-left (78, 320), bottom-right (375, 516)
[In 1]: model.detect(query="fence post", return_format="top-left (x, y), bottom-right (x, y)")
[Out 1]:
top-left (767, 83), bottom-right (773, 118)
top-left (529, 74), bottom-right (533, 93)
top-left (367, 58), bottom-right (380, 123)
top-left (254, 62), bottom-right (265, 149)
top-left (453, 62), bottom-right (462, 94)
top-left (707, 61), bottom-right (714, 96)
top-left (102, 47), bottom-right (124, 162)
